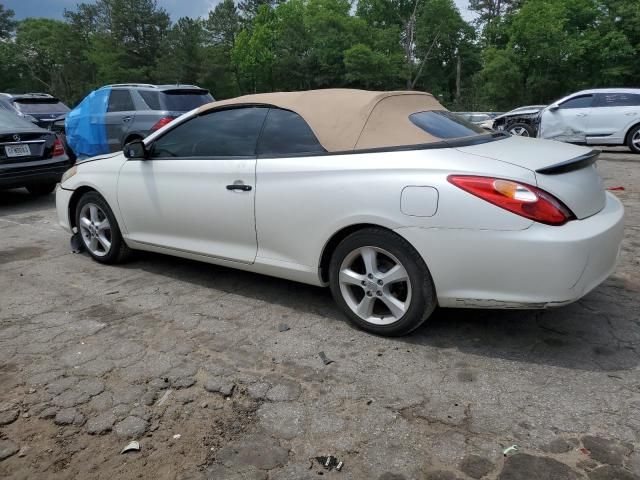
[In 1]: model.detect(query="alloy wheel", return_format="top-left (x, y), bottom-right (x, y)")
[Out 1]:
top-left (633, 130), bottom-right (640, 150)
top-left (509, 126), bottom-right (530, 136)
top-left (78, 203), bottom-right (112, 257)
top-left (338, 246), bottom-right (412, 325)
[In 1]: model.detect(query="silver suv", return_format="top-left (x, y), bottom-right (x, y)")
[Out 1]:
top-left (102, 84), bottom-right (214, 151)
top-left (58, 84), bottom-right (214, 159)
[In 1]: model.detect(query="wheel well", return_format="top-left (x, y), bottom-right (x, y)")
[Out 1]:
top-left (68, 186), bottom-right (97, 230)
top-left (319, 223), bottom-right (394, 283)
top-left (624, 122), bottom-right (640, 145)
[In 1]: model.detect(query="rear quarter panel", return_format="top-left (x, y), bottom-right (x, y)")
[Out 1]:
top-left (255, 147), bottom-right (536, 273)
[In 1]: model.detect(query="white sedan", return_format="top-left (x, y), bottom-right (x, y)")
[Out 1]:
top-left (56, 89), bottom-right (624, 336)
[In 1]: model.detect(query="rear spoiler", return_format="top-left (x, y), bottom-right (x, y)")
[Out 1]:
top-left (536, 150), bottom-right (599, 175)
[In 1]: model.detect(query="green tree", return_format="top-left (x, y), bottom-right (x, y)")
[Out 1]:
top-left (0, 3), bottom-right (16, 38)
top-left (66, 0), bottom-right (170, 84)
top-left (0, 4), bottom-right (19, 92)
top-left (156, 18), bottom-right (205, 85)
top-left (201, 0), bottom-right (242, 98)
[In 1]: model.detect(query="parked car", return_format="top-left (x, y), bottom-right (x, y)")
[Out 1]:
top-left (0, 93), bottom-right (70, 128)
top-left (457, 112), bottom-right (493, 124)
top-left (491, 105), bottom-right (547, 137)
top-left (64, 83), bottom-right (214, 158)
top-left (0, 108), bottom-right (70, 195)
top-left (538, 88), bottom-right (640, 153)
top-left (56, 89), bottom-right (623, 336)
top-left (457, 112), bottom-right (500, 131)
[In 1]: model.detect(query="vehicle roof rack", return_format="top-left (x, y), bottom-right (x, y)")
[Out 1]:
top-left (104, 83), bottom-right (158, 89)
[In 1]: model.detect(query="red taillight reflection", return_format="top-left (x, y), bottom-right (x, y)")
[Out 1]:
top-left (447, 175), bottom-right (575, 226)
top-left (52, 138), bottom-right (65, 157)
top-left (151, 117), bottom-right (176, 131)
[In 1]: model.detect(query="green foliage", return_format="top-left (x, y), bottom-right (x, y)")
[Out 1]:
top-left (0, 3), bottom-right (15, 39)
top-left (0, 0), bottom-right (638, 112)
top-left (474, 0), bottom-right (640, 108)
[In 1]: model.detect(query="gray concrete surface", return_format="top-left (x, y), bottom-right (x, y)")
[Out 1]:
top-left (0, 149), bottom-right (639, 479)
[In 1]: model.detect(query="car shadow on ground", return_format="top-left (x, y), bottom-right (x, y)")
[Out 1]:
top-left (0, 189), bottom-right (55, 216)
top-left (120, 249), bottom-right (639, 374)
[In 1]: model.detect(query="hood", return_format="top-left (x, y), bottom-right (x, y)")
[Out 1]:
top-left (77, 151), bottom-right (122, 165)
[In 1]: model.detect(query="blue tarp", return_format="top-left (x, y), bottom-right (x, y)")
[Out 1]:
top-left (65, 87), bottom-right (111, 158)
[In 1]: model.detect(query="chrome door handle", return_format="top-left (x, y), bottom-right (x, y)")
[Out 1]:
top-left (122, 116), bottom-right (132, 122)
top-left (576, 113), bottom-right (588, 117)
top-left (625, 112), bottom-right (637, 116)
top-left (226, 184), bottom-right (252, 192)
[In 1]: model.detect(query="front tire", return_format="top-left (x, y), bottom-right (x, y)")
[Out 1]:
top-left (26, 182), bottom-right (56, 196)
top-left (507, 123), bottom-right (534, 137)
top-left (627, 124), bottom-right (640, 154)
top-left (75, 191), bottom-right (131, 264)
top-left (329, 228), bottom-right (436, 336)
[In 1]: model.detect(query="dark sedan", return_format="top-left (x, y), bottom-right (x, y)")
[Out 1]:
top-left (0, 93), bottom-right (71, 128)
top-left (0, 109), bottom-right (71, 195)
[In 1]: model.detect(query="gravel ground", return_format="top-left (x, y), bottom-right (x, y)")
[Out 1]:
top-left (0, 148), bottom-right (639, 480)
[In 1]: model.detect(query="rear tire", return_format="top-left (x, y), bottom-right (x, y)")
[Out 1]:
top-left (507, 123), bottom-right (534, 137)
top-left (75, 191), bottom-right (131, 264)
top-left (328, 228), bottom-right (436, 336)
top-left (26, 182), bottom-right (56, 196)
top-left (627, 124), bottom-right (640, 154)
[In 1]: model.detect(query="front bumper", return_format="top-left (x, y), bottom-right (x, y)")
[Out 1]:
top-left (0, 159), bottom-right (69, 189)
top-left (56, 184), bottom-right (74, 233)
top-left (397, 192), bottom-right (624, 308)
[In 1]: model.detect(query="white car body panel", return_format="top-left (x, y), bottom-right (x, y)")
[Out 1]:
top-left (539, 88), bottom-right (640, 146)
top-left (117, 158), bottom-right (257, 263)
top-left (57, 109), bottom-right (624, 309)
top-left (586, 105), bottom-right (640, 145)
top-left (539, 106), bottom-right (590, 143)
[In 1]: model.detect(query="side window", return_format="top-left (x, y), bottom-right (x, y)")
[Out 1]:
top-left (594, 93), bottom-right (640, 108)
top-left (150, 107), bottom-right (268, 158)
top-left (108, 90), bottom-right (135, 112)
top-left (559, 95), bottom-right (593, 109)
top-left (139, 91), bottom-right (162, 110)
top-left (257, 108), bottom-right (325, 156)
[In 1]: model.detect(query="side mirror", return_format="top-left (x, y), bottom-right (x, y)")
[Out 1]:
top-left (124, 139), bottom-right (148, 159)
top-left (548, 104), bottom-right (559, 111)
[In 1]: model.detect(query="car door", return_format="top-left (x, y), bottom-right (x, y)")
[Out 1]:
top-left (539, 94), bottom-right (593, 142)
top-left (586, 92), bottom-right (640, 144)
top-left (105, 89), bottom-right (137, 152)
top-left (116, 106), bottom-right (268, 263)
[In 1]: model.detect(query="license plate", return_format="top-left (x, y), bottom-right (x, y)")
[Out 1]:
top-left (5, 144), bottom-right (31, 157)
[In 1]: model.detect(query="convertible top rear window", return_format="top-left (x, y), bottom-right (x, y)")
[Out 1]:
top-left (410, 111), bottom-right (485, 139)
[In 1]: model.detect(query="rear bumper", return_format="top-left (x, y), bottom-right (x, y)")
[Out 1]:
top-left (397, 192), bottom-right (624, 308)
top-left (0, 159), bottom-right (70, 189)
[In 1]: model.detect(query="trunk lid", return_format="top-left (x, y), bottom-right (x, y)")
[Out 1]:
top-left (456, 135), bottom-right (606, 219)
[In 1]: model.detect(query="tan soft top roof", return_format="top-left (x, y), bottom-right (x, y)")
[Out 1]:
top-left (197, 89), bottom-right (446, 152)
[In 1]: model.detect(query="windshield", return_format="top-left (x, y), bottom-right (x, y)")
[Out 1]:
top-left (140, 90), bottom-right (214, 111)
top-left (14, 100), bottom-right (70, 114)
top-left (162, 91), bottom-right (214, 111)
top-left (410, 111), bottom-right (485, 139)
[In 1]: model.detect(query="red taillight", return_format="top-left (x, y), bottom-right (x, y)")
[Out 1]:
top-left (447, 175), bottom-right (575, 226)
top-left (52, 138), bottom-right (65, 157)
top-left (151, 116), bottom-right (176, 131)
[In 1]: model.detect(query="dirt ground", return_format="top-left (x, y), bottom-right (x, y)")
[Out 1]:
top-left (0, 148), bottom-right (639, 480)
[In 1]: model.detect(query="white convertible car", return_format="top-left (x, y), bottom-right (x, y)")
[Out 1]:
top-left (56, 89), bottom-right (624, 336)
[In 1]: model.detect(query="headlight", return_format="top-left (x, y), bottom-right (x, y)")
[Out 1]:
top-left (61, 166), bottom-right (77, 184)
